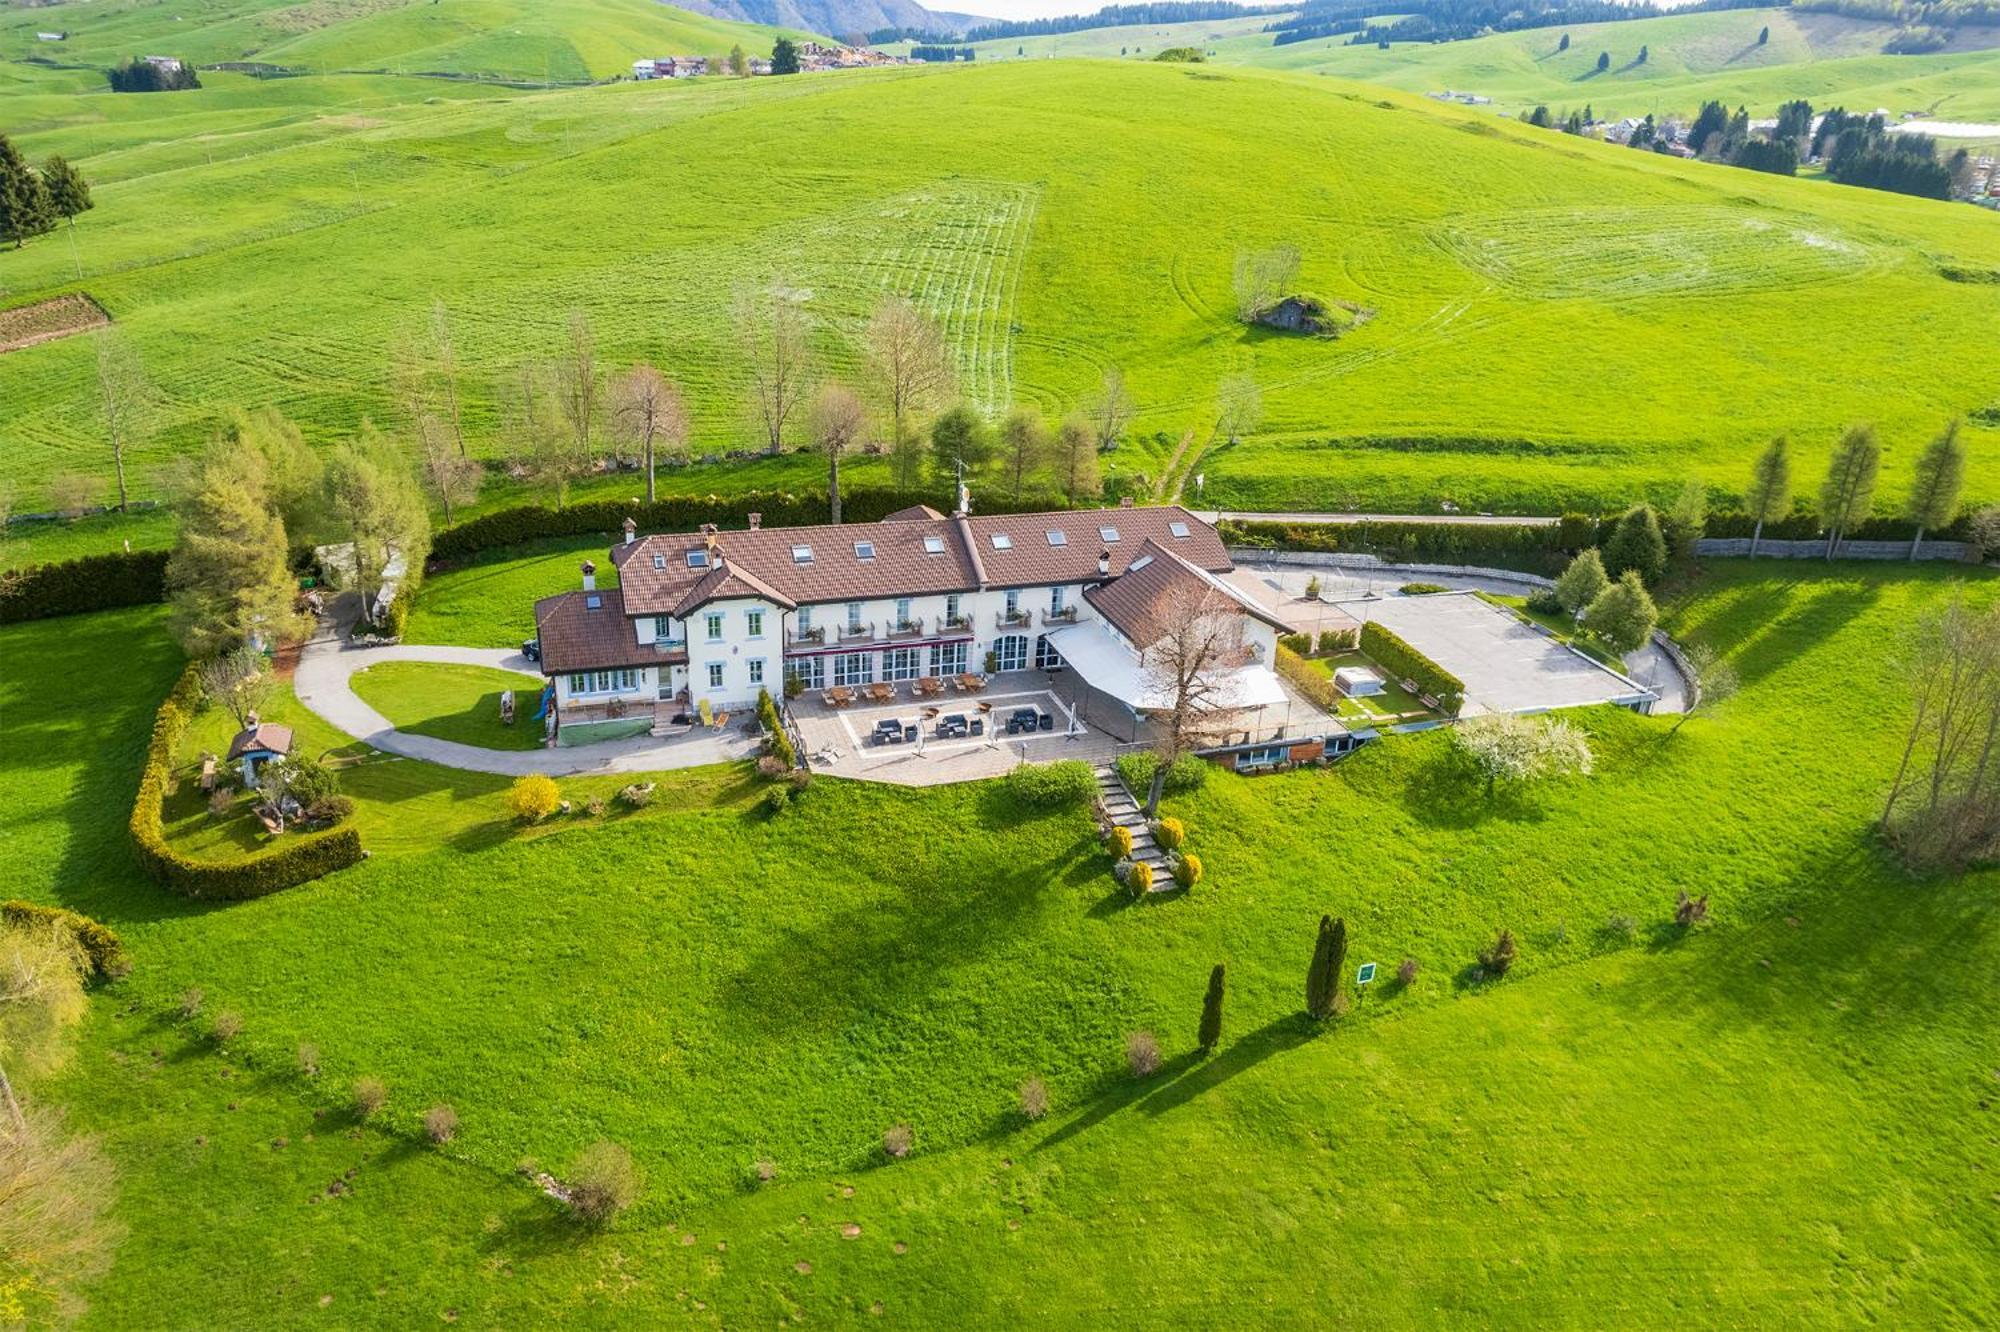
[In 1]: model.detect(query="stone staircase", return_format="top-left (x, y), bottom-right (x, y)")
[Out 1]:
top-left (1095, 762), bottom-right (1170, 876)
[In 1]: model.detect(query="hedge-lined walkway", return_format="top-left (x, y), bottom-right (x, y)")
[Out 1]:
top-left (293, 634), bottom-right (757, 776)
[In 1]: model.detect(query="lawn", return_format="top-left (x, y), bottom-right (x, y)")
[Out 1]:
top-left (349, 660), bottom-right (548, 750)
top-left (2, 58), bottom-right (1996, 525)
top-left (1304, 649), bottom-right (1438, 723)
top-left (3, 560), bottom-right (1998, 1322)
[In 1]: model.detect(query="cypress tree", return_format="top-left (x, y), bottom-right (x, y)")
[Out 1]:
top-left (1305, 915), bottom-right (1346, 1021)
top-left (1198, 963), bottom-right (1225, 1053)
top-left (1744, 436), bottom-right (1792, 556)
top-left (1603, 503), bottom-right (1667, 586)
top-left (1904, 418), bottom-right (1965, 560)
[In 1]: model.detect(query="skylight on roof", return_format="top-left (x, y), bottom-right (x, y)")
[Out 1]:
top-left (922, 536), bottom-right (946, 555)
top-left (1129, 555), bottom-right (1154, 572)
top-left (1168, 521), bottom-right (1191, 539)
top-left (1045, 530), bottom-right (1068, 547)
top-left (990, 533), bottom-right (1013, 550)
top-left (686, 550), bottom-right (709, 569)
top-left (1099, 526), bottom-right (1120, 543)
top-left (792, 544), bottom-right (813, 564)
top-left (585, 594), bottom-right (603, 610)
top-left (652, 553), bottom-right (666, 570)
top-left (854, 541), bottom-right (876, 561)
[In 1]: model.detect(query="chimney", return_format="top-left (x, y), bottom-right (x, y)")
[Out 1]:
top-left (1097, 549), bottom-right (1111, 576)
top-left (622, 517), bottom-right (637, 545)
top-left (747, 512), bottom-right (762, 531)
top-left (1119, 495), bottom-right (1134, 508)
top-left (581, 559), bottom-right (597, 592)
top-left (245, 710), bottom-right (259, 730)
top-left (954, 480), bottom-right (971, 519)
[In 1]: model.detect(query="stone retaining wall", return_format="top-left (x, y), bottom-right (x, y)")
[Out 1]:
top-left (1694, 537), bottom-right (1972, 561)
top-left (1230, 547), bottom-right (1556, 593)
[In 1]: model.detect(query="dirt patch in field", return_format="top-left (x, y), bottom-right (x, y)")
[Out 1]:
top-left (0, 293), bottom-right (109, 354)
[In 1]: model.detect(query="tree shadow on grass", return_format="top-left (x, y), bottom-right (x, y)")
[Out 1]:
top-left (1136, 1015), bottom-right (1317, 1118)
top-left (1399, 747), bottom-right (1547, 830)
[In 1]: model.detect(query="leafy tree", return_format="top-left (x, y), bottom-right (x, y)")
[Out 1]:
top-left (1582, 569), bottom-right (1658, 653)
top-left (1197, 962), bottom-right (1225, 1053)
top-left (1527, 105), bottom-right (1553, 128)
top-left (323, 423), bottom-right (431, 627)
top-left (1688, 100), bottom-right (1729, 156)
top-left (1554, 547), bottom-right (1608, 616)
top-left (165, 437), bottom-right (304, 656)
top-left (1558, 31), bottom-right (1569, 50)
top-left (1758, 24), bottom-right (1769, 43)
top-left (1663, 478), bottom-right (1707, 564)
top-left (771, 38), bottom-right (801, 74)
top-left (1595, 50), bottom-right (1609, 71)
top-left (1775, 99), bottom-right (1814, 148)
top-left (997, 408), bottom-right (1048, 500)
top-left (1904, 418), bottom-right (1965, 559)
top-left (1732, 139), bottom-right (1797, 175)
top-left (808, 384), bottom-right (867, 524)
top-left (1744, 436), bottom-right (1792, 556)
top-left (1451, 713), bottom-right (1594, 796)
top-left (0, 133), bottom-right (54, 248)
top-left (1603, 503), bottom-right (1667, 586)
top-left (728, 44), bottom-right (750, 76)
top-left (1305, 915), bottom-right (1346, 1021)
top-left (1670, 641), bottom-right (1739, 735)
top-left (1055, 416), bottom-right (1101, 504)
top-left (1636, 43), bottom-right (1647, 64)
top-left (929, 404), bottom-right (992, 482)
top-left (1818, 423), bottom-right (1881, 558)
top-left (40, 154), bottom-right (91, 225)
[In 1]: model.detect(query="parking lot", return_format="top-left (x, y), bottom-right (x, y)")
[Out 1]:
top-left (790, 678), bottom-right (1128, 786)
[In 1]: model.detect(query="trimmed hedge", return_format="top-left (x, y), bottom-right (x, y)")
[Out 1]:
top-left (1219, 517), bottom-right (1606, 575)
top-left (1276, 644), bottom-right (1342, 716)
top-left (431, 487), bottom-right (1070, 565)
top-left (0, 549), bottom-right (169, 624)
top-left (1359, 620), bottom-right (1465, 716)
top-left (1703, 509), bottom-right (1972, 543)
top-left (130, 664), bottom-right (365, 900)
top-left (1, 900), bottom-right (130, 979)
top-left (1004, 759), bottom-right (1096, 809)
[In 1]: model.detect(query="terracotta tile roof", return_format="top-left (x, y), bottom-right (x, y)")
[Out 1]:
top-left (1084, 540), bottom-right (1299, 648)
top-left (611, 504), bottom-right (1228, 613)
top-left (226, 722), bottom-right (293, 761)
top-left (533, 588), bottom-right (678, 675)
top-left (670, 559), bottom-right (796, 617)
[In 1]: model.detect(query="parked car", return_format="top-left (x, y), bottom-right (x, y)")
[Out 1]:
top-left (521, 638), bottom-right (541, 662)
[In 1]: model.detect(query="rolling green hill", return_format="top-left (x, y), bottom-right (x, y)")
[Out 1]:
top-left (2, 57), bottom-right (1997, 525)
top-left (0, 0), bottom-right (808, 83)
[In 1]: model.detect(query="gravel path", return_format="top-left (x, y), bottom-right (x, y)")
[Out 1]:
top-left (293, 637), bottom-right (757, 776)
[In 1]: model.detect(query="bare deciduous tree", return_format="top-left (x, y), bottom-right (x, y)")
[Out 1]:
top-left (1880, 594), bottom-right (2000, 869)
top-left (94, 331), bottom-right (152, 513)
top-left (1139, 579), bottom-right (1248, 814)
top-left (416, 412), bottom-right (482, 529)
top-left (610, 365), bottom-right (690, 504)
top-left (997, 408), bottom-right (1048, 501)
top-left (501, 359), bottom-right (582, 509)
top-left (555, 309), bottom-right (599, 466)
top-left (430, 297), bottom-right (468, 458)
top-left (864, 296), bottom-right (953, 457)
top-left (198, 646), bottom-right (277, 730)
top-left (739, 284), bottom-right (815, 454)
top-left (1231, 244), bottom-right (1300, 321)
top-left (0, 1104), bottom-right (120, 1323)
top-left (1055, 416), bottom-right (1100, 505)
top-left (1670, 642), bottom-right (1739, 735)
top-left (807, 384), bottom-right (867, 524)
top-left (1216, 372), bottom-right (1262, 445)
top-left (1087, 366), bottom-right (1133, 453)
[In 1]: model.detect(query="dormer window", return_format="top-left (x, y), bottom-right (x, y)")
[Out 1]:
top-left (1168, 521), bottom-right (1191, 539)
top-left (990, 533), bottom-right (1013, 550)
top-left (854, 540), bottom-right (876, 561)
top-left (686, 549), bottom-right (708, 569)
top-left (653, 553), bottom-right (666, 570)
top-left (1099, 526), bottom-right (1120, 543)
top-left (1045, 530), bottom-right (1067, 547)
top-left (792, 544), bottom-right (813, 564)
top-left (922, 536), bottom-right (946, 555)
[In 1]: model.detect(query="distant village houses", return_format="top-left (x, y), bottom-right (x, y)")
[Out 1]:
top-left (631, 42), bottom-right (901, 81)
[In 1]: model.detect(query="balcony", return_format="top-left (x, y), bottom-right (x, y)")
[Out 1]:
top-left (837, 622), bottom-right (875, 644)
top-left (1041, 606), bottom-right (1079, 626)
top-left (995, 609), bottom-right (1032, 630)
top-left (885, 617), bottom-right (927, 640)
top-left (786, 626), bottom-right (826, 647)
top-left (941, 614), bottom-right (973, 633)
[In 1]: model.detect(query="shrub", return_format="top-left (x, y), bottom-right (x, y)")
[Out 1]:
top-left (1150, 816), bottom-right (1185, 850)
top-left (756, 689), bottom-right (796, 768)
top-left (1125, 1030), bottom-right (1161, 1078)
top-left (1305, 575), bottom-right (1322, 600)
top-left (1109, 824), bottom-right (1134, 858)
top-left (1278, 632), bottom-right (1313, 655)
top-left (1127, 860), bottom-right (1154, 899)
top-left (1316, 627), bottom-right (1356, 654)
top-left (1003, 759), bottom-right (1094, 809)
top-left (303, 794), bottom-right (354, 827)
top-left (1359, 621), bottom-right (1465, 715)
top-left (617, 782), bottom-right (655, 808)
top-left (0, 900), bottom-right (128, 979)
top-left (568, 1140), bottom-right (641, 1223)
top-left (754, 1158), bottom-right (778, 1183)
top-left (1114, 751), bottom-right (1207, 797)
top-left (131, 665), bottom-right (364, 900)
top-left (584, 795), bottom-right (606, 817)
top-left (505, 773), bottom-right (561, 823)
top-left (352, 1076), bottom-right (388, 1119)
top-left (1479, 929), bottom-right (1518, 976)
top-left (755, 754), bottom-right (790, 780)
top-left (297, 1042), bottom-right (320, 1078)
top-left (178, 987), bottom-right (204, 1019)
top-left (424, 1104), bottom-right (459, 1145)
top-left (1674, 891), bottom-right (1710, 927)
top-left (1396, 957), bottom-right (1419, 986)
top-left (0, 548), bottom-right (169, 624)
top-left (1018, 1076), bottom-right (1049, 1121)
top-left (211, 1010), bottom-right (243, 1043)
top-left (208, 789), bottom-right (234, 817)
top-left (1173, 851), bottom-right (1203, 888)
top-left (881, 1124), bottom-right (914, 1159)
top-left (760, 784), bottom-right (791, 816)
top-left (785, 767), bottom-right (812, 794)
top-left (1398, 582), bottom-right (1447, 595)
top-left (1112, 856), bottom-right (1137, 887)
top-left (1524, 588), bottom-right (1564, 615)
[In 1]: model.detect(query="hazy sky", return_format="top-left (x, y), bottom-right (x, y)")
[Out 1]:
top-left (956, 0), bottom-right (1254, 21)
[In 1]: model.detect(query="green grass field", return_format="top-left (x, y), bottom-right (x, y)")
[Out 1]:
top-left (2, 556), bottom-right (1997, 1322)
top-left (349, 660), bottom-right (548, 749)
top-left (2, 56), bottom-right (1997, 546)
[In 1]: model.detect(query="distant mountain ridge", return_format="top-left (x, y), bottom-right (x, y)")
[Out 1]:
top-left (669, 0), bottom-right (990, 39)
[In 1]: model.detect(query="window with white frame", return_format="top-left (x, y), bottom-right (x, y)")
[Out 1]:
top-left (993, 635), bottom-right (1029, 672)
top-left (705, 612), bottom-right (724, 641)
top-left (883, 647), bottom-right (921, 681)
top-left (929, 642), bottom-right (968, 676)
top-left (569, 669), bottom-right (637, 695)
top-left (1005, 589), bottom-right (1020, 616)
top-left (653, 615), bottom-right (672, 640)
top-left (832, 652), bottom-right (874, 686)
top-left (845, 602), bottom-right (863, 632)
top-left (894, 597), bottom-right (913, 628)
top-left (786, 656), bottom-right (824, 689)
top-left (797, 606), bottom-right (813, 633)
top-left (748, 658), bottom-right (765, 685)
top-left (707, 662), bottom-right (724, 689)
top-left (746, 609), bottom-right (764, 638)
top-left (1049, 585), bottom-right (1067, 614)
top-left (945, 593), bottom-right (962, 624)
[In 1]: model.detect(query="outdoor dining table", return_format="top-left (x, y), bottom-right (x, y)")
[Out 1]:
top-left (956, 674), bottom-right (986, 692)
top-left (828, 686), bottom-right (854, 707)
top-left (916, 677), bottom-right (944, 696)
top-left (867, 682), bottom-right (894, 703)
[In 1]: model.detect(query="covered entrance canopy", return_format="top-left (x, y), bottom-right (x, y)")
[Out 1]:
top-left (1043, 621), bottom-right (1288, 713)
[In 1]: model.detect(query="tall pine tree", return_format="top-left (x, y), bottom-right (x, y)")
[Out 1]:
top-left (1818, 424), bottom-right (1881, 559)
top-left (1744, 436), bottom-right (1792, 556)
top-left (1904, 418), bottom-right (1965, 560)
top-left (1305, 916), bottom-right (1347, 1021)
top-left (0, 133), bottom-right (55, 248)
top-left (1604, 503), bottom-right (1668, 586)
